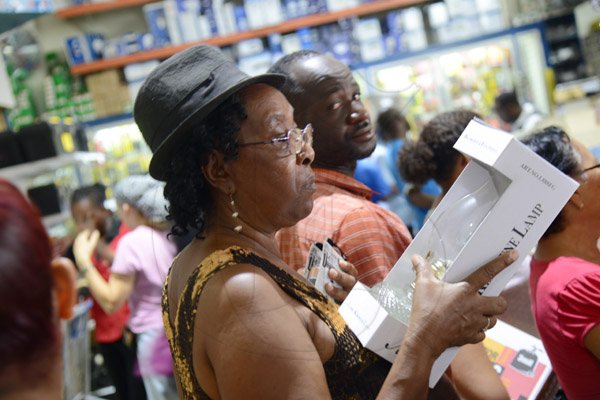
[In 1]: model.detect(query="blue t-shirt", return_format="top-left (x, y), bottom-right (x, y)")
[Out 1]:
top-left (354, 157), bottom-right (392, 203)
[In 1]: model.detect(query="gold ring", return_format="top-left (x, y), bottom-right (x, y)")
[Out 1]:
top-left (482, 316), bottom-right (492, 332)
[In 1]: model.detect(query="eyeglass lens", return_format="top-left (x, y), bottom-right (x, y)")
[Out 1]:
top-left (290, 125), bottom-right (313, 155)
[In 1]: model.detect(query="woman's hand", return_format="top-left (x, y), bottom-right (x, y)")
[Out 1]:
top-left (405, 250), bottom-right (518, 358)
top-left (73, 229), bottom-right (101, 269)
top-left (325, 260), bottom-right (358, 303)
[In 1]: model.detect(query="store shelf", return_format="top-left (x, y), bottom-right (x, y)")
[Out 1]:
top-left (69, 0), bottom-right (427, 75)
top-left (0, 152), bottom-right (105, 181)
top-left (82, 112), bottom-right (134, 128)
top-left (55, 0), bottom-right (156, 18)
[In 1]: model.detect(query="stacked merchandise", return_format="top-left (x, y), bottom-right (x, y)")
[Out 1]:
top-left (5, 67), bottom-right (36, 131)
top-left (61, 0), bottom-right (426, 67)
top-left (513, 0), bottom-right (586, 23)
top-left (44, 52), bottom-right (95, 121)
top-left (84, 70), bottom-right (131, 118)
top-left (426, 0), bottom-right (504, 44)
top-left (583, 19), bottom-right (600, 78)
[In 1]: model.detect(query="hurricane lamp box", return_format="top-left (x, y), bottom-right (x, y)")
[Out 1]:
top-left (339, 119), bottom-right (579, 387)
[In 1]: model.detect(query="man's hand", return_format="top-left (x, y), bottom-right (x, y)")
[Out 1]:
top-left (73, 229), bottom-right (101, 270)
top-left (325, 259), bottom-right (358, 303)
top-left (405, 250), bottom-right (518, 358)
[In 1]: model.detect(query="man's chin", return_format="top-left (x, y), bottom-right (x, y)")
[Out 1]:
top-left (357, 141), bottom-right (377, 160)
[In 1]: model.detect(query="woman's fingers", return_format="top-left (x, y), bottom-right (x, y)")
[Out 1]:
top-left (407, 251), bottom-right (516, 354)
top-left (464, 250), bottom-right (518, 291)
top-left (325, 282), bottom-right (346, 302)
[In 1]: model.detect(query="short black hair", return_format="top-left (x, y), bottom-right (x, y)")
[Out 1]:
top-left (70, 183), bottom-right (106, 208)
top-left (267, 50), bottom-right (321, 102)
top-left (376, 108), bottom-right (409, 142)
top-left (494, 92), bottom-right (519, 108)
top-left (399, 110), bottom-right (479, 185)
top-left (522, 126), bottom-right (580, 237)
top-left (162, 94), bottom-right (247, 238)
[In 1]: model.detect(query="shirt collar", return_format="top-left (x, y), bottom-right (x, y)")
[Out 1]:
top-left (314, 168), bottom-right (373, 200)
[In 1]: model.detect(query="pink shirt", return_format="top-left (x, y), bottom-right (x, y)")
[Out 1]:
top-left (530, 256), bottom-right (600, 400)
top-left (112, 225), bottom-right (177, 333)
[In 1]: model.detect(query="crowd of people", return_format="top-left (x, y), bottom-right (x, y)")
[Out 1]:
top-left (0, 44), bottom-right (598, 400)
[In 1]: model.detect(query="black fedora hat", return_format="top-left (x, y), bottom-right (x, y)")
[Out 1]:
top-left (134, 45), bottom-right (285, 180)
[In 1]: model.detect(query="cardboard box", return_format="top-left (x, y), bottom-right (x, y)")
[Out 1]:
top-left (339, 119), bottom-right (579, 387)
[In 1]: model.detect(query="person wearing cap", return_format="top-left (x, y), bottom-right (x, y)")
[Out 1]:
top-left (74, 174), bottom-right (178, 400)
top-left (133, 44), bottom-right (515, 399)
top-left (269, 52), bottom-right (508, 399)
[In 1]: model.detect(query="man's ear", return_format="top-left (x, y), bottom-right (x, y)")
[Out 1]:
top-left (202, 150), bottom-right (232, 193)
top-left (51, 258), bottom-right (77, 320)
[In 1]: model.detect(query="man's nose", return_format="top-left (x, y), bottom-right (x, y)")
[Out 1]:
top-left (347, 109), bottom-right (369, 125)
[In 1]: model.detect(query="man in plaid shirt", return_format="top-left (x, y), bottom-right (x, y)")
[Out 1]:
top-left (270, 51), bottom-right (412, 287)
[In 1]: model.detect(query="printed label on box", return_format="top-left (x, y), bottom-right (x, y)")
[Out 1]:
top-left (483, 320), bottom-right (552, 400)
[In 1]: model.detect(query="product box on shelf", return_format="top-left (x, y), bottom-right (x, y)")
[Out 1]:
top-left (178, 0), bottom-right (203, 42)
top-left (64, 33), bottom-right (104, 66)
top-left (164, 0), bottom-right (184, 45)
top-left (339, 119), bottom-right (579, 387)
top-left (143, 1), bottom-right (172, 47)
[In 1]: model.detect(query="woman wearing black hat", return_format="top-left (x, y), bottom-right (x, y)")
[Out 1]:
top-left (134, 45), bottom-right (515, 400)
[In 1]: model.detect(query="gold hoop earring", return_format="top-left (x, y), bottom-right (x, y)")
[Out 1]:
top-left (229, 194), bottom-right (242, 233)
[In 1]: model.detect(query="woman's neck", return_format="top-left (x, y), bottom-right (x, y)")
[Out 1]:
top-left (205, 224), bottom-right (288, 270)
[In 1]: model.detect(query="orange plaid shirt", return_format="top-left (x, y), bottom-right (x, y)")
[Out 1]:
top-left (276, 168), bottom-right (412, 287)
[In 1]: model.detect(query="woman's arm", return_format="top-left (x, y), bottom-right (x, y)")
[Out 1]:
top-left (74, 229), bottom-right (135, 314)
top-left (584, 323), bottom-right (600, 360)
top-left (197, 251), bottom-right (515, 400)
top-left (449, 343), bottom-right (509, 400)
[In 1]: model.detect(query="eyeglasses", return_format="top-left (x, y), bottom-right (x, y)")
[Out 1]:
top-left (582, 163), bottom-right (600, 174)
top-left (578, 162), bottom-right (600, 178)
top-left (239, 124), bottom-right (313, 156)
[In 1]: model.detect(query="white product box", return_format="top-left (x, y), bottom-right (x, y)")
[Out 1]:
top-left (325, 0), bottom-right (358, 12)
top-left (358, 38), bottom-right (386, 63)
top-left (237, 51), bottom-right (272, 75)
top-left (163, 0), bottom-right (183, 45)
top-left (339, 119), bottom-right (579, 387)
top-left (354, 18), bottom-right (383, 42)
top-left (281, 33), bottom-right (302, 55)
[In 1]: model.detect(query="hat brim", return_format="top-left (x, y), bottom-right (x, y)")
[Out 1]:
top-left (148, 73), bottom-right (286, 181)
